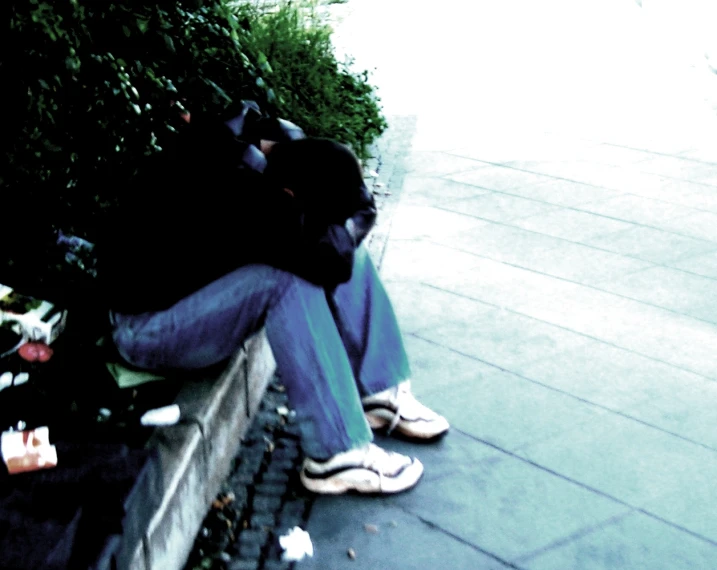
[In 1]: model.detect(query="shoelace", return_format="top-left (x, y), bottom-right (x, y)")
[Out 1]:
top-left (363, 444), bottom-right (404, 491)
top-left (386, 383), bottom-right (436, 434)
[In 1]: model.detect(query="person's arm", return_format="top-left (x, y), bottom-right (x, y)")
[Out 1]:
top-left (294, 182), bottom-right (377, 287)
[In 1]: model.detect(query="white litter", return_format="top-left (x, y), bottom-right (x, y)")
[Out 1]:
top-left (279, 526), bottom-right (314, 562)
top-left (0, 372), bottom-right (13, 391)
top-left (13, 373), bottom-right (29, 386)
top-left (140, 404), bottom-right (181, 426)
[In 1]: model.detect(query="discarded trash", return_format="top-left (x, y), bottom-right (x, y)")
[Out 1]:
top-left (389, 520), bottom-right (398, 528)
top-left (140, 404), bottom-right (181, 426)
top-left (18, 342), bottom-right (53, 363)
top-left (0, 372), bottom-right (29, 391)
top-left (2, 426), bottom-right (58, 474)
top-left (0, 372), bottom-right (12, 391)
top-left (375, 182), bottom-right (385, 188)
top-left (279, 526), bottom-right (314, 562)
top-left (364, 523), bottom-right (379, 534)
top-left (276, 405), bottom-right (297, 423)
top-left (368, 169), bottom-right (379, 178)
top-left (13, 372), bottom-right (29, 386)
top-left (97, 408), bottom-right (112, 420)
top-left (347, 547), bottom-right (357, 560)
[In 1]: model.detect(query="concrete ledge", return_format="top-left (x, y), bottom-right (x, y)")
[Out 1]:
top-left (124, 329), bottom-right (276, 570)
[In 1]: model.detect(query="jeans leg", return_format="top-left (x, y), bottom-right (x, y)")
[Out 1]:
top-left (111, 264), bottom-right (372, 459)
top-left (330, 246), bottom-right (412, 397)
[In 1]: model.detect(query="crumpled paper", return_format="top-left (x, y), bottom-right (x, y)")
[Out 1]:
top-left (279, 526), bottom-right (314, 562)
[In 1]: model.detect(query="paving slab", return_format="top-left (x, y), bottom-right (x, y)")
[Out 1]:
top-left (596, 265), bottom-right (717, 323)
top-left (633, 155), bottom-right (717, 182)
top-left (442, 191), bottom-right (561, 223)
top-left (622, 376), bottom-right (717, 452)
top-left (300, 499), bottom-right (509, 570)
top-left (512, 207), bottom-right (636, 242)
top-left (446, 165), bottom-right (557, 191)
top-left (654, 210), bottom-right (717, 243)
top-left (574, 194), bottom-right (698, 228)
top-left (400, 174), bottom-right (492, 207)
top-left (513, 281), bottom-right (717, 379)
top-left (584, 224), bottom-right (717, 264)
top-left (498, 241), bottom-right (654, 285)
top-left (492, 178), bottom-right (623, 207)
top-left (382, 220), bottom-right (566, 286)
top-left (641, 469), bottom-right (717, 543)
top-left (404, 151), bottom-right (495, 177)
top-left (413, 300), bottom-right (588, 372)
top-left (669, 249), bottom-right (717, 279)
top-left (510, 339), bottom-right (702, 412)
top-left (382, 448), bottom-right (629, 563)
top-left (520, 511), bottom-right (717, 570)
top-left (639, 179), bottom-right (717, 213)
top-left (515, 412), bottom-right (717, 510)
top-left (447, 134), bottom-right (596, 163)
top-left (401, 333), bottom-right (499, 398)
top-left (415, 366), bottom-right (607, 452)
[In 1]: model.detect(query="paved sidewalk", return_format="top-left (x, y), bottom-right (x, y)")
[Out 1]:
top-left (299, 1), bottom-right (717, 568)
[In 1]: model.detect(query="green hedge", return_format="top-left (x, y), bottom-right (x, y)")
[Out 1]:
top-left (2, 0), bottom-right (386, 290)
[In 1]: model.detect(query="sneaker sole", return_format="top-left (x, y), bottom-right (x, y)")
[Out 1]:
top-left (365, 410), bottom-right (450, 441)
top-left (300, 459), bottom-right (424, 495)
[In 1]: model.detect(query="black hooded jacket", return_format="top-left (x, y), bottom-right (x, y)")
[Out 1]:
top-left (99, 102), bottom-right (377, 314)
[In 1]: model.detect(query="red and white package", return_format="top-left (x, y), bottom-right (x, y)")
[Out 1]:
top-left (1, 426), bottom-right (58, 474)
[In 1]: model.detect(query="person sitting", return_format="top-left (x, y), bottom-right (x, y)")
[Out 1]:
top-left (99, 103), bottom-right (449, 494)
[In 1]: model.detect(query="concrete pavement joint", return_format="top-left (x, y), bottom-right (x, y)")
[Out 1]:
top-left (392, 505), bottom-right (526, 570)
top-left (599, 141), bottom-right (717, 166)
top-left (431, 172), bottom-right (717, 225)
top-left (442, 152), bottom-right (717, 211)
top-left (450, 427), bottom-right (717, 550)
top-left (406, 327), bottom-right (717, 455)
top-left (435, 178), bottom-right (717, 242)
top-left (512, 511), bottom-right (636, 564)
top-left (430, 199), bottom-right (717, 255)
top-left (411, 231), bottom-right (717, 328)
top-left (413, 280), bottom-right (717, 386)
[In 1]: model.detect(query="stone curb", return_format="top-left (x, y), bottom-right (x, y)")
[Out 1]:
top-left (122, 330), bottom-right (276, 570)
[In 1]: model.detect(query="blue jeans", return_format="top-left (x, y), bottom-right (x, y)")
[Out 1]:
top-left (111, 247), bottom-right (411, 459)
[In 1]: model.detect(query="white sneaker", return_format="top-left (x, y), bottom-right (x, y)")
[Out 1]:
top-left (362, 381), bottom-right (450, 440)
top-left (300, 443), bottom-right (423, 494)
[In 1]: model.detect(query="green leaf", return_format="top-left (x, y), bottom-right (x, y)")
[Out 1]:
top-left (205, 79), bottom-right (232, 103)
top-left (136, 18), bottom-right (149, 34)
top-left (162, 33), bottom-right (176, 53)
